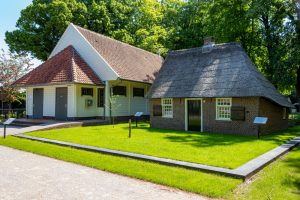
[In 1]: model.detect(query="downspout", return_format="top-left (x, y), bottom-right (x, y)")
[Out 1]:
top-left (103, 83), bottom-right (106, 120)
top-left (128, 82), bottom-right (131, 116)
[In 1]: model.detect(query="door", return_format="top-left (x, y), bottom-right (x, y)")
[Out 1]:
top-left (188, 100), bottom-right (201, 131)
top-left (33, 88), bottom-right (44, 119)
top-left (55, 87), bottom-right (68, 120)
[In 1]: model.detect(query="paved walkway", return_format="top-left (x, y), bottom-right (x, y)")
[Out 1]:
top-left (0, 119), bottom-right (106, 136)
top-left (0, 146), bottom-right (206, 200)
top-left (15, 134), bottom-right (300, 180)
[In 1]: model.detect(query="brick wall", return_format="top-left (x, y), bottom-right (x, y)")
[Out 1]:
top-left (150, 98), bottom-right (185, 130)
top-left (202, 97), bottom-right (259, 136)
top-left (258, 98), bottom-right (289, 134)
top-left (150, 97), bottom-right (288, 136)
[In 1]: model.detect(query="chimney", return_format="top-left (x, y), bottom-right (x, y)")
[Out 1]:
top-left (203, 36), bottom-right (215, 46)
top-left (202, 36), bottom-right (215, 53)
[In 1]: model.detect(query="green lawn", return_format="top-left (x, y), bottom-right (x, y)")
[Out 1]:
top-left (232, 146), bottom-right (300, 200)
top-left (26, 123), bottom-right (300, 169)
top-left (0, 137), bottom-right (241, 198)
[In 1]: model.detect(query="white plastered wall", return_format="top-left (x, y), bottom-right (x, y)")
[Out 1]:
top-left (105, 80), bottom-right (150, 117)
top-left (75, 84), bottom-right (105, 118)
top-left (26, 84), bottom-right (78, 118)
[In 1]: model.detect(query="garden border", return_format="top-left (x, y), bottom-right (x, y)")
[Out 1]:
top-left (14, 134), bottom-right (300, 180)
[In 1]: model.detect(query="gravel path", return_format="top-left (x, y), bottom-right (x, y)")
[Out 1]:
top-left (0, 146), bottom-right (207, 200)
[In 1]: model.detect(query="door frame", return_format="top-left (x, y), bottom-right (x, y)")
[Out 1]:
top-left (184, 98), bottom-right (203, 132)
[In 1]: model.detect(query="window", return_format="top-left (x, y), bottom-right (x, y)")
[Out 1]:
top-left (112, 86), bottom-right (126, 96)
top-left (283, 108), bottom-right (287, 119)
top-left (162, 98), bottom-right (173, 118)
top-left (133, 88), bottom-right (144, 97)
top-left (81, 88), bottom-right (93, 96)
top-left (216, 98), bottom-right (231, 120)
top-left (97, 88), bottom-right (104, 107)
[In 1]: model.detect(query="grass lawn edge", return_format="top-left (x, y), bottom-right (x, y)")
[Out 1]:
top-left (0, 136), bottom-right (242, 198)
top-left (24, 123), bottom-right (300, 169)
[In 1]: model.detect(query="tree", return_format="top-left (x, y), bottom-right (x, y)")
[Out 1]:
top-left (0, 49), bottom-right (33, 111)
top-left (5, 0), bottom-right (88, 60)
top-left (5, 0), bottom-right (300, 96)
top-left (289, 0), bottom-right (300, 104)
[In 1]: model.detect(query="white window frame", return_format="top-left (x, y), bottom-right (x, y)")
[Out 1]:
top-left (216, 98), bottom-right (232, 120)
top-left (162, 98), bottom-right (173, 118)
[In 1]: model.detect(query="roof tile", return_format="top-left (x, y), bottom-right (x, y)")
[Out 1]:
top-left (12, 46), bottom-right (102, 86)
top-left (75, 25), bottom-right (163, 83)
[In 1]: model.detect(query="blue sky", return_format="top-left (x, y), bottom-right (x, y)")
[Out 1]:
top-left (0, 0), bottom-right (41, 66)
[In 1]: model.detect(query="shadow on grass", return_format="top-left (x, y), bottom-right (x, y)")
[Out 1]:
top-left (125, 123), bottom-right (300, 148)
top-left (282, 147), bottom-right (300, 194)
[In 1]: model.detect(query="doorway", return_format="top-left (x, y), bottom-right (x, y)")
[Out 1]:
top-left (187, 100), bottom-right (201, 131)
top-left (33, 88), bottom-right (44, 119)
top-left (55, 87), bottom-right (68, 120)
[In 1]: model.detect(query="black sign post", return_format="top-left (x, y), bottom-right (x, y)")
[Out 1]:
top-left (253, 117), bottom-right (268, 139)
top-left (134, 112), bottom-right (143, 128)
top-left (2, 118), bottom-right (16, 139)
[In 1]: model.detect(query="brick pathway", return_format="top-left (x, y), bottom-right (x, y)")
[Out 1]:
top-left (0, 146), bottom-right (206, 200)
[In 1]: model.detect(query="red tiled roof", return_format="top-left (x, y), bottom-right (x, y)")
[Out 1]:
top-left (75, 25), bottom-right (163, 83)
top-left (12, 46), bottom-right (103, 87)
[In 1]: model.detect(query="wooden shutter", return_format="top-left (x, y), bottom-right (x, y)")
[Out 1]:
top-left (231, 106), bottom-right (245, 121)
top-left (153, 105), bottom-right (162, 116)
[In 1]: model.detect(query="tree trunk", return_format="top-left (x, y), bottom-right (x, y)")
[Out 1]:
top-left (295, 1), bottom-right (300, 111)
top-left (261, 15), bottom-right (274, 82)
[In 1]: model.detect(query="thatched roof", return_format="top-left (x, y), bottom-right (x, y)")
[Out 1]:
top-left (148, 42), bottom-right (292, 107)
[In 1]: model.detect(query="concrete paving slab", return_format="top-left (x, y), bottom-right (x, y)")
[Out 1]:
top-left (0, 146), bottom-right (206, 200)
top-left (235, 136), bottom-right (300, 177)
top-left (0, 119), bottom-right (107, 136)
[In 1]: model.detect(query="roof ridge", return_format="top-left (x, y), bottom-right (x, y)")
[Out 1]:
top-left (169, 42), bottom-right (242, 55)
top-left (73, 24), bottom-right (163, 59)
top-left (71, 47), bottom-right (77, 82)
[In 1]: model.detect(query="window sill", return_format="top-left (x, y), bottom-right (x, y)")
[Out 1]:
top-left (216, 119), bottom-right (231, 121)
top-left (162, 116), bottom-right (173, 119)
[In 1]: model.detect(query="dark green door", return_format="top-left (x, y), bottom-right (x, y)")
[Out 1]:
top-left (55, 87), bottom-right (68, 120)
top-left (188, 100), bottom-right (201, 131)
top-left (33, 88), bottom-right (44, 119)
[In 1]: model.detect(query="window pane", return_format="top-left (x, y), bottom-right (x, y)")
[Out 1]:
top-left (216, 98), bottom-right (231, 120)
top-left (133, 88), bottom-right (144, 97)
top-left (112, 86), bottom-right (126, 96)
top-left (161, 98), bottom-right (173, 118)
top-left (81, 88), bottom-right (93, 96)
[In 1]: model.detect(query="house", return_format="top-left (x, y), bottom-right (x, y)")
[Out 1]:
top-left (148, 42), bottom-right (292, 135)
top-left (12, 23), bottom-right (163, 120)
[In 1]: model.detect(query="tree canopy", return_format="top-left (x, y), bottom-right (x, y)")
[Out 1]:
top-left (5, 0), bottom-right (300, 96)
top-left (0, 49), bottom-right (33, 105)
